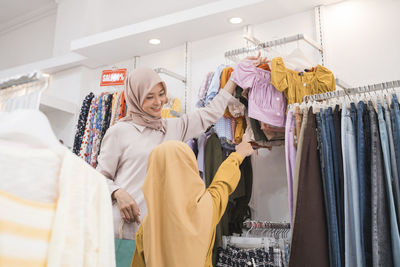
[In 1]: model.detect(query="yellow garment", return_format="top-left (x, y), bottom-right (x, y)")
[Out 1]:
top-left (131, 141), bottom-right (243, 267)
top-left (234, 117), bottom-right (245, 144)
top-left (271, 57), bottom-right (336, 105)
top-left (220, 67), bottom-right (234, 89)
top-left (161, 98), bottom-right (181, 118)
top-left (224, 108), bottom-right (245, 144)
top-left (0, 190), bottom-right (56, 267)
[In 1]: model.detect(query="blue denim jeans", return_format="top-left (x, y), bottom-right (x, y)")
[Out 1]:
top-left (377, 100), bottom-right (400, 266)
top-left (342, 102), bottom-right (363, 267)
top-left (350, 102), bottom-right (358, 138)
top-left (391, 95), bottom-right (400, 227)
top-left (392, 95), bottom-right (400, 189)
top-left (368, 101), bottom-right (394, 266)
top-left (326, 107), bottom-right (344, 265)
top-left (384, 101), bottom-right (400, 229)
top-left (357, 101), bottom-right (371, 267)
top-left (319, 109), bottom-right (341, 267)
top-left (333, 105), bottom-right (345, 267)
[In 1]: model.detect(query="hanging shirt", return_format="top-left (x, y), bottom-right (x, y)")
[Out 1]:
top-left (87, 96), bottom-right (102, 163)
top-left (73, 92), bottom-right (95, 155)
top-left (161, 98), bottom-right (181, 118)
top-left (110, 91), bottom-right (122, 126)
top-left (220, 67), bottom-right (234, 88)
top-left (232, 60), bottom-right (287, 128)
top-left (215, 116), bottom-right (233, 141)
top-left (0, 110), bottom-right (115, 267)
top-left (78, 97), bottom-right (96, 160)
top-left (97, 89), bottom-right (236, 240)
top-left (205, 65), bottom-right (226, 105)
top-left (90, 94), bottom-right (105, 166)
top-left (270, 57), bottom-right (336, 105)
top-left (118, 91), bottom-right (126, 120)
top-left (197, 132), bottom-right (210, 180)
top-left (197, 72), bottom-right (215, 108)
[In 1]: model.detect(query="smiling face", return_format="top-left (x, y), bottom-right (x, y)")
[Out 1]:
top-left (141, 82), bottom-right (168, 117)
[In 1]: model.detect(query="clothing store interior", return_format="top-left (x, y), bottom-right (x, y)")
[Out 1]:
top-left (1, 0), bottom-right (400, 266)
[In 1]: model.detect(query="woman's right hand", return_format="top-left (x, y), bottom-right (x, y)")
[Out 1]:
top-left (113, 189), bottom-right (141, 224)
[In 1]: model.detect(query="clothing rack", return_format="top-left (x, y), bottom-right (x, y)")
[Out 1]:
top-left (154, 67), bottom-right (186, 84)
top-left (0, 72), bottom-right (49, 111)
top-left (224, 33), bottom-right (323, 61)
top-left (243, 220), bottom-right (291, 230)
top-left (302, 79), bottom-right (400, 102)
top-left (0, 72), bottom-right (44, 90)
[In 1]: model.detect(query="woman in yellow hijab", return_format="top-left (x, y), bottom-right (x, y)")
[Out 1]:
top-left (132, 137), bottom-right (254, 267)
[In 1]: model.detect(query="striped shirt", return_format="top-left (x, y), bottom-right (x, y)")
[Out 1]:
top-left (0, 190), bottom-right (56, 267)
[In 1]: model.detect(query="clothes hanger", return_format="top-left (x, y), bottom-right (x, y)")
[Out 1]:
top-left (283, 44), bottom-right (316, 71)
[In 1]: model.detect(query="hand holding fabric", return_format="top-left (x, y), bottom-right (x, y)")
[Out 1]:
top-left (235, 134), bottom-right (254, 158)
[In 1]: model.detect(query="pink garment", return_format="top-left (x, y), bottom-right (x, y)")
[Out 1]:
top-left (232, 60), bottom-right (287, 127)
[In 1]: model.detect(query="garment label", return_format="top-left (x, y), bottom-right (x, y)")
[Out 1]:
top-left (100, 69), bottom-right (127, 86)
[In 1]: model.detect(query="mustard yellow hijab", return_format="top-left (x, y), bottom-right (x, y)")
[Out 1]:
top-left (142, 140), bottom-right (213, 267)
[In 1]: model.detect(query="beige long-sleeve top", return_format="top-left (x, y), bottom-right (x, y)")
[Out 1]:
top-left (96, 89), bottom-right (235, 239)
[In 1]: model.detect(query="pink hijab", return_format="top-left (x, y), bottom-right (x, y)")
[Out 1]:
top-left (120, 68), bottom-right (166, 131)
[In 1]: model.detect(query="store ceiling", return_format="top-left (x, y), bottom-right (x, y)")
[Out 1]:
top-left (0, 0), bottom-right (54, 25)
top-left (0, 0), bottom-right (56, 34)
top-left (0, 0), bottom-right (345, 69)
top-left (71, 0), bottom-right (345, 67)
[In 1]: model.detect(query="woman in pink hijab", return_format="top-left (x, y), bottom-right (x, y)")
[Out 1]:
top-left (96, 55), bottom-right (264, 252)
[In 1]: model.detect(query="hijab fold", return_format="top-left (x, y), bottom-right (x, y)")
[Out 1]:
top-left (120, 68), bottom-right (166, 131)
top-left (142, 141), bottom-right (213, 267)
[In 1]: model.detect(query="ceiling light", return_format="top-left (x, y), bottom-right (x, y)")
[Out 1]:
top-left (229, 17), bottom-right (243, 24)
top-left (148, 39), bottom-right (161, 45)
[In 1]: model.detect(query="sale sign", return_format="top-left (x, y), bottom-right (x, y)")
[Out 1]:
top-left (100, 69), bottom-right (127, 86)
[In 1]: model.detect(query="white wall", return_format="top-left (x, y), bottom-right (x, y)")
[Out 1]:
top-left (0, 13), bottom-right (56, 70)
top-left (250, 148), bottom-right (289, 222)
top-left (323, 0), bottom-right (400, 86)
top-left (52, 0), bottom-right (91, 56)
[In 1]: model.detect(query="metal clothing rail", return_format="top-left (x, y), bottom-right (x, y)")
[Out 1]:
top-left (0, 72), bottom-right (43, 90)
top-left (0, 72), bottom-right (50, 111)
top-left (303, 80), bottom-right (400, 102)
top-left (154, 68), bottom-right (186, 84)
top-left (224, 33), bottom-right (323, 61)
top-left (243, 220), bottom-right (291, 229)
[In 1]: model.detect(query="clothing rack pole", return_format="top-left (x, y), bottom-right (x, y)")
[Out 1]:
top-left (224, 33), bottom-right (323, 61)
top-left (335, 78), bottom-right (351, 90)
top-left (243, 221), bottom-right (291, 229)
top-left (154, 67), bottom-right (187, 84)
top-left (0, 72), bottom-right (42, 90)
top-left (0, 72), bottom-right (49, 110)
top-left (302, 79), bottom-right (400, 102)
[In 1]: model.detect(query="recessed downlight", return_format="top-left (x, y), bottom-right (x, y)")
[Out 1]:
top-left (148, 39), bottom-right (161, 45)
top-left (229, 17), bottom-right (243, 24)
